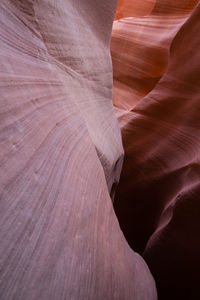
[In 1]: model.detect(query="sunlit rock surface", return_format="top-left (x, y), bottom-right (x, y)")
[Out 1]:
top-left (113, 1), bottom-right (200, 299)
top-left (0, 0), bottom-right (157, 299)
top-left (115, 0), bottom-right (156, 19)
top-left (111, 0), bottom-right (198, 112)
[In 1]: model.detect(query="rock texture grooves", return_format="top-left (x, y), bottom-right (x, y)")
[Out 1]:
top-left (111, 0), bottom-right (199, 112)
top-left (112, 1), bottom-right (200, 299)
top-left (0, 0), bottom-right (157, 299)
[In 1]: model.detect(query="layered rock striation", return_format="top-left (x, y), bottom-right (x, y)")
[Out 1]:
top-left (112, 1), bottom-right (200, 299)
top-left (111, 0), bottom-right (199, 113)
top-left (0, 0), bottom-right (157, 299)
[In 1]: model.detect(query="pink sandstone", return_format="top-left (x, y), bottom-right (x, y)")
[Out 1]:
top-left (0, 0), bottom-right (157, 299)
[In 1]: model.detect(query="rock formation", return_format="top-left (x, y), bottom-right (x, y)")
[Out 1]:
top-left (1, 0), bottom-right (199, 299)
top-left (0, 0), bottom-right (157, 299)
top-left (112, 1), bottom-right (200, 299)
top-left (112, 0), bottom-right (199, 112)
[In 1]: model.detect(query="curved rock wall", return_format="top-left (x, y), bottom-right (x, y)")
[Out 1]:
top-left (0, 0), bottom-right (157, 299)
top-left (111, 0), bottom-right (199, 113)
top-left (113, 1), bottom-right (200, 299)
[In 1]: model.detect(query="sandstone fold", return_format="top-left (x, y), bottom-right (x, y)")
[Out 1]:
top-left (0, 0), bottom-right (157, 299)
top-left (111, 0), bottom-right (199, 114)
top-left (113, 1), bottom-right (200, 299)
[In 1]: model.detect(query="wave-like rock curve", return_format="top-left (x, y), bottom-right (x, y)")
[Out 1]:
top-left (0, 0), bottom-right (157, 299)
top-left (113, 1), bottom-right (200, 299)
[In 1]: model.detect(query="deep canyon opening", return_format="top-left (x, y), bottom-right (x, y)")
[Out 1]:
top-left (112, 1), bottom-right (200, 299)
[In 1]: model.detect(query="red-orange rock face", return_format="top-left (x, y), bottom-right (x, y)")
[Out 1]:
top-left (111, 0), bottom-right (199, 113)
top-left (115, 0), bottom-right (156, 19)
top-left (112, 1), bottom-right (200, 299)
top-left (0, 0), bottom-right (157, 299)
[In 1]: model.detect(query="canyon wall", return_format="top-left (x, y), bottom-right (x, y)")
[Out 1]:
top-left (0, 0), bottom-right (157, 299)
top-left (1, 0), bottom-right (199, 299)
top-left (112, 1), bottom-right (200, 299)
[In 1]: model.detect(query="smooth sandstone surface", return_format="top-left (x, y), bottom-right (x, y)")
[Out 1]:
top-left (113, 1), bottom-right (200, 299)
top-left (111, 0), bottom-right (199, 113)
top-left (115, 0), bottom-right (156, 19)
top-left (0, 0), bottom-right (157, 299)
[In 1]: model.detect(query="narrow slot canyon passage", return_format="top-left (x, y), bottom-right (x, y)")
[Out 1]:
top-left (0, 1), bottom-right (200, 300)
top-left (112, 1), bottom-right (200, 299)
